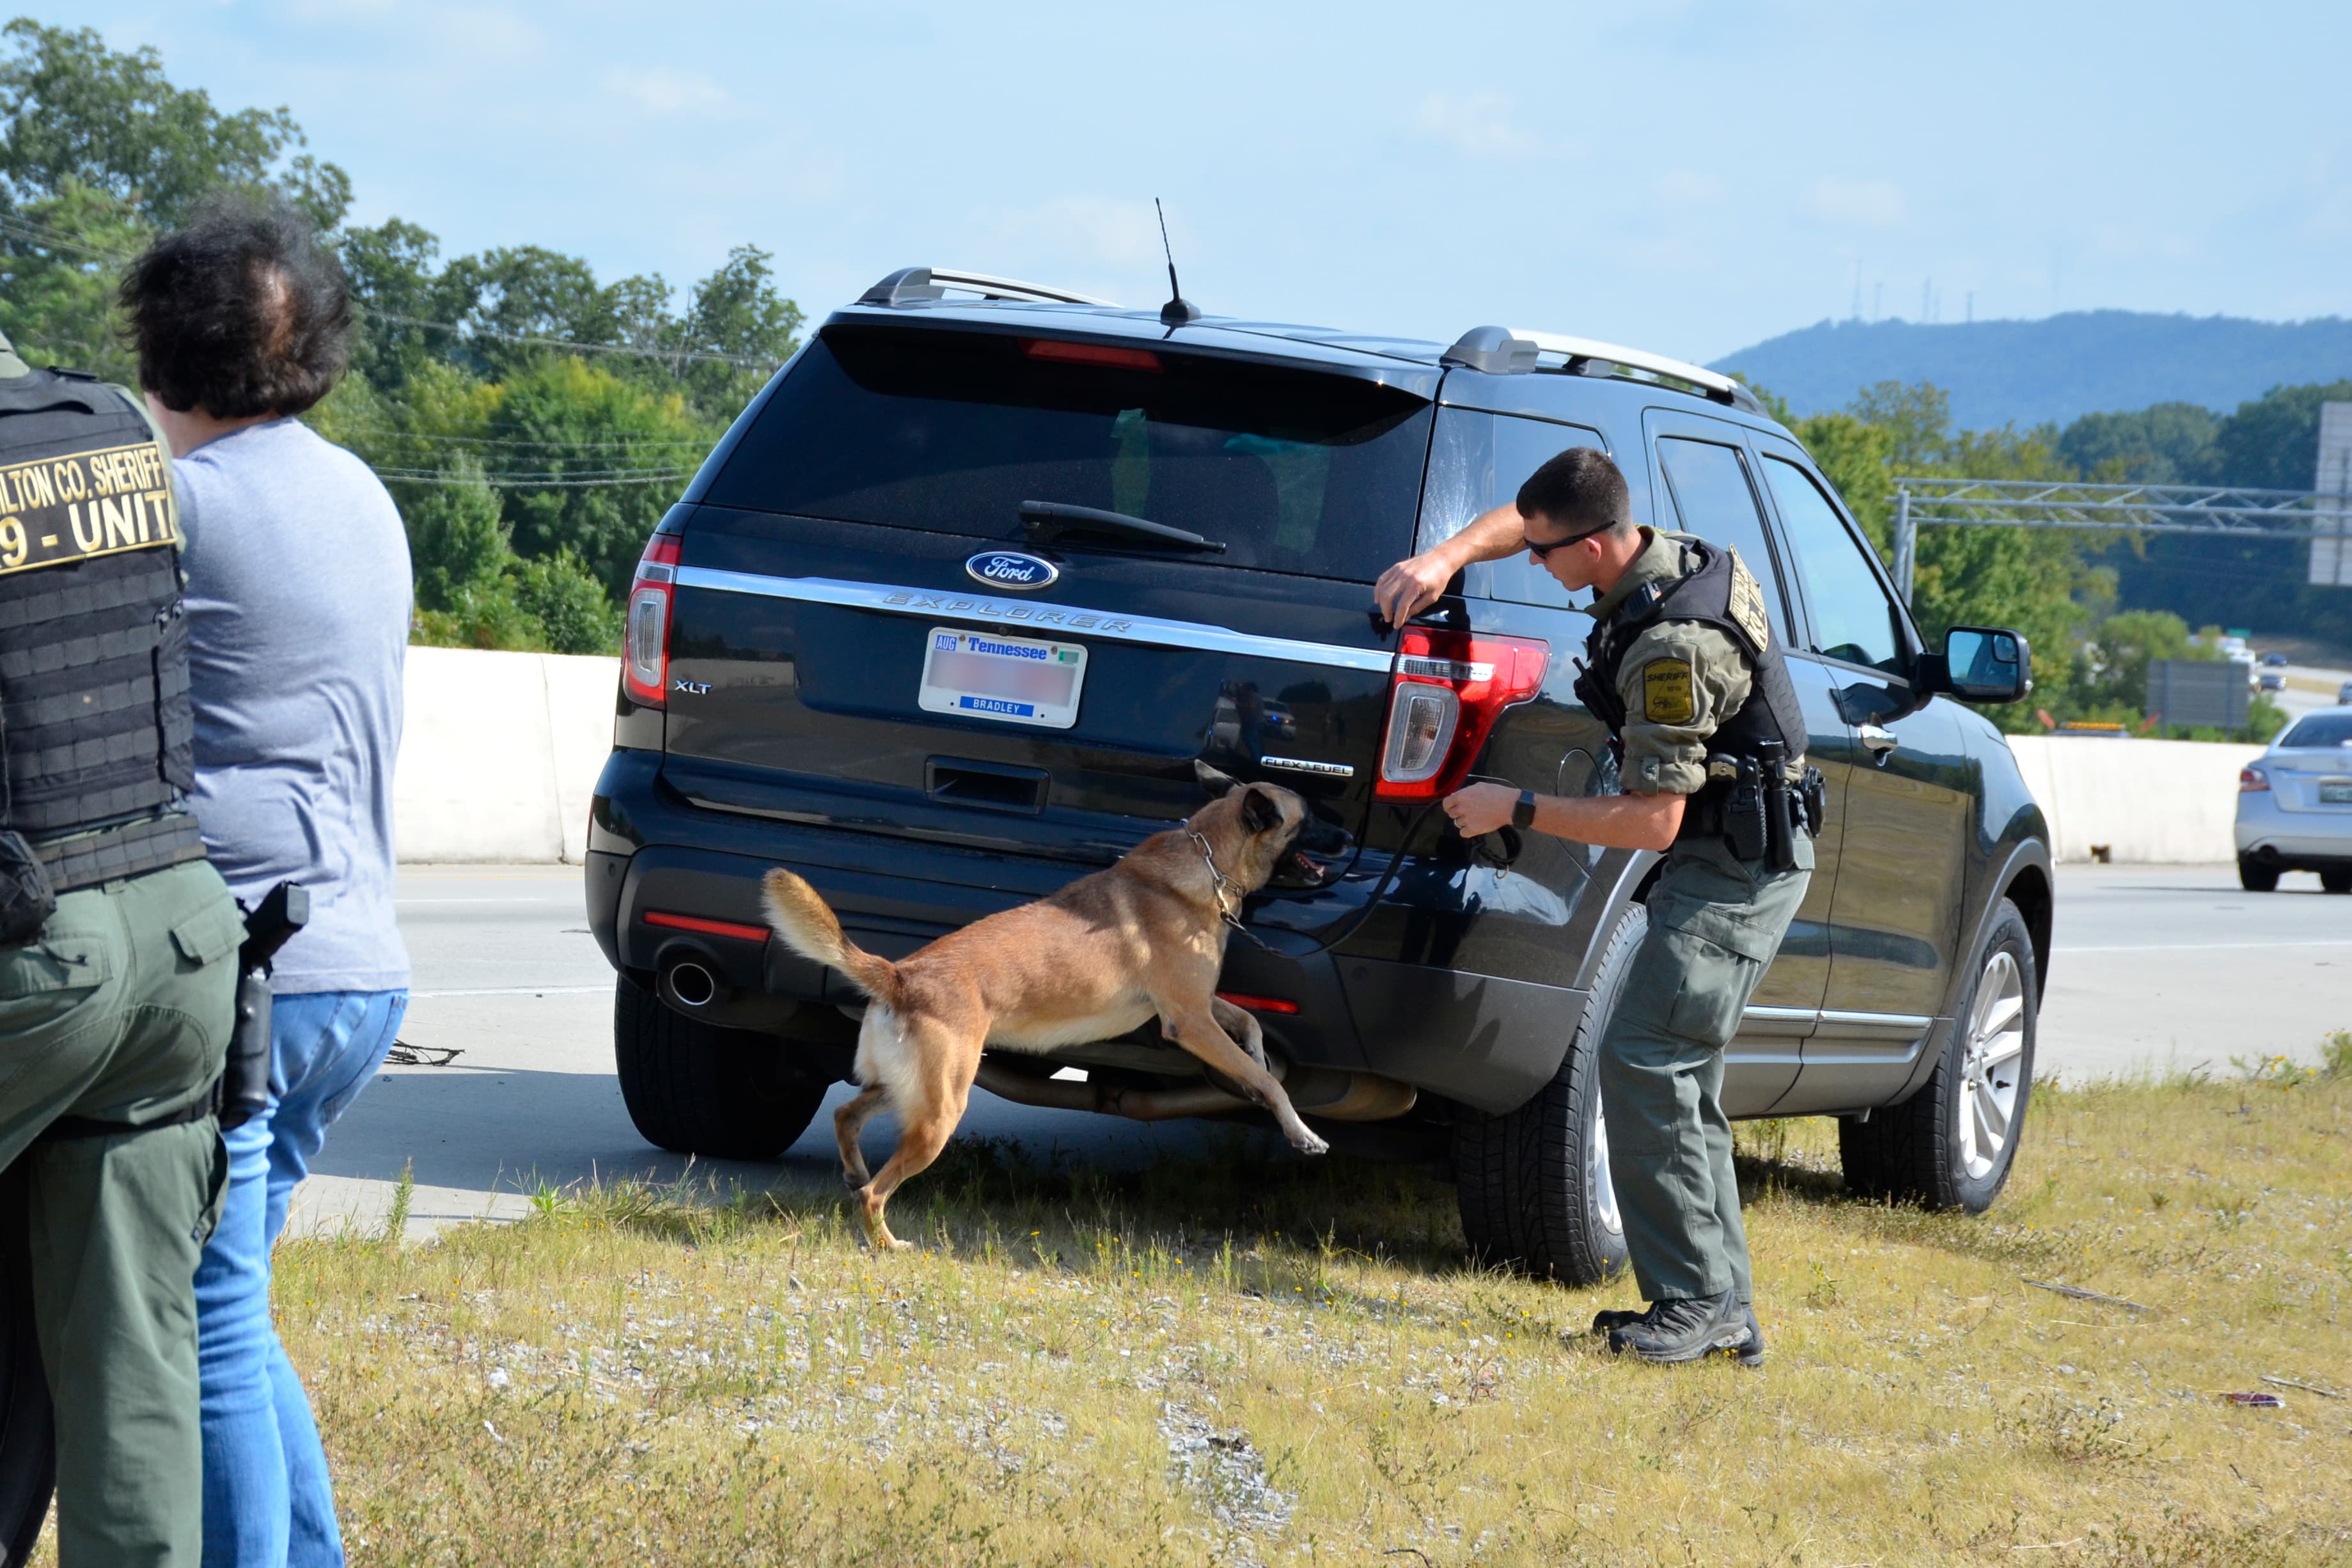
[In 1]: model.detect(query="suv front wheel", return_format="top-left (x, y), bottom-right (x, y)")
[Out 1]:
top-left (613, 975), bottom-right (833, 1161)
top-left (1839, 898), bottom-right (2038, 1211)
top-left (1452, 902), bottom-right (1644, 1287)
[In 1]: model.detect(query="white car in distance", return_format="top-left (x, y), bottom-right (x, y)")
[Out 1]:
top-left (2237, 707), bottom-right (2352, 892)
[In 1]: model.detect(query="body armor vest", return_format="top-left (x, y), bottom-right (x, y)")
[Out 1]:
top-left (1574, 538), bottom-right (1807, 769)
top-left (0, 366), bottom-right (194, 841)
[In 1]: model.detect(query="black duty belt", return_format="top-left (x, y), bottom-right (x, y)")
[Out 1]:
top-left (34, 810), bottom-right (207, 893)
top-left (37, 1094), bottom-right (214, 1141)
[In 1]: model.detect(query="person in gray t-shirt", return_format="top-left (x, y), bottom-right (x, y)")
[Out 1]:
top-left (123, 195), bottom-right (411, 1568)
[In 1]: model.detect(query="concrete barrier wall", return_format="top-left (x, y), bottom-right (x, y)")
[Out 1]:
top-left (395, 648), bottom-right (618, 864)
top-left (390, 649), bottom-right (2261, 866)
top-left (2003, 735), bottom-right (2263, 864)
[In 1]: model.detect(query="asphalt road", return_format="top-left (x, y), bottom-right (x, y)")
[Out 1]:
top-left (283, 859), bottom-right (2352, 1237)
top-left (2273, 662), bottom-right (2352, 719)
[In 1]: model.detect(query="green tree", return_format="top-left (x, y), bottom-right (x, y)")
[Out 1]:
top-left (671, 243), bottom-right (803, 418)
top-left (400, 457), bottom-right (510, 611)
top-left (490, 356), bottom-right (713, 597)
top-left (2055, 402), bottom-right (2217, 483)
top-left (2076, 609), bottom-right (2204, 714)
top-left (0, 18), bottom-right (348, 229)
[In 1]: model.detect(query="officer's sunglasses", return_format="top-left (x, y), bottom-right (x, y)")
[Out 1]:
top-left (1522, 521), bottom-right (1611, 560)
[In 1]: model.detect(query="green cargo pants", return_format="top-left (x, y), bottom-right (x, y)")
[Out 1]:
top-left (0, 858), bottom-right (240, 1568)
top-left (1598, 835), bottom-right (1810, 1307)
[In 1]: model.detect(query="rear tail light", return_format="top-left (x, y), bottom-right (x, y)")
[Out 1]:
top-left (623, 533), bottom-right (683, 707)
top-left (1375, 629), bottom-right (1550, 801)
top-left (2239, 765), bottom-right (2270, 793)
top-left (1024, 338), bottom-right (1163, 372)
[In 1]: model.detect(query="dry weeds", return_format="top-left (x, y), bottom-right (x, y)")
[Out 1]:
top-left (46, 1065), bottom-right (2352, 1565)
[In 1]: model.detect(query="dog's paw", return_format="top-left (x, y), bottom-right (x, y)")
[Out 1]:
top-left (840, 1168), bottom-right (867, 1191)
top-left (1290, 1129), bottom-right (1331, 1157)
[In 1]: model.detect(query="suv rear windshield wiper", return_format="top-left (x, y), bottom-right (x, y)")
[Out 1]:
top-left (1020, 499), bottom-right (1227, 555)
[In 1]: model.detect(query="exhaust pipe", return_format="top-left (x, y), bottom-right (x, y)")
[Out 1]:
top-left (663, 959), bottom-right (721, 1009)
top-left (971, 1058), bottom-right (1416, 1124)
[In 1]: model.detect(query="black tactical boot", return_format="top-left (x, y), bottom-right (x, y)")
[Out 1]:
top-left (1734, 1303), bottom-right (1766, 1368)
top-left (1604, 1291), bottom-right (1756, 1365)
top-left (1588, 1305), bottom-right (1645, 1337)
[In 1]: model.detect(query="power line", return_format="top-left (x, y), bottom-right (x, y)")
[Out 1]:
top-left (373, 466), bottom-right (694, 488)
top-left (360, 308), bottom-right (783, 372)
top-left (329, 426), bottom-right (710, 451)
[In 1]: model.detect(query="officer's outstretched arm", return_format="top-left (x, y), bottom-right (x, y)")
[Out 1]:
top-left (1442, 782), bottom-right (1685, 851)
top-left (1372, 504), bottom-right (1527, 625)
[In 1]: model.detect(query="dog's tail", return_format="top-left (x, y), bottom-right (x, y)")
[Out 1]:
top-left (760, 868), bottom-right (900, 1005)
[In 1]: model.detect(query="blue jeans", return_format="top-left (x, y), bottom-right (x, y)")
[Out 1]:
top-left (194, 989), bottom-right (407, 1568)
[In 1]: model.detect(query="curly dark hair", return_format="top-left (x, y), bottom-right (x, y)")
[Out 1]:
top-left (118, 194), bottom-right (353, 418)
top-left (1515, 446), bottom-right (1632, 537)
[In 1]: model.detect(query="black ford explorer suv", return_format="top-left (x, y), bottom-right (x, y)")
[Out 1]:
top-left (584, 266), bottom-right (2054, 1286)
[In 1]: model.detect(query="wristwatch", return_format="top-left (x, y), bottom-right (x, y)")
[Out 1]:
top-left (1512, 789), bottom-right (1538, 830)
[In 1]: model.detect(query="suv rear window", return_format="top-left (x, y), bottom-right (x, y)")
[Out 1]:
top-left (705, 325), bottom-right (1434, 581)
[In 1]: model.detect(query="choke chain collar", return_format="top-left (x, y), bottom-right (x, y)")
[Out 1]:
top-left (1181, 820), bottom-right (1270, 951)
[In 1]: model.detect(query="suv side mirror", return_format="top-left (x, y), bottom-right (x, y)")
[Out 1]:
top-left (1921, 626), bottom-right (2031, 704)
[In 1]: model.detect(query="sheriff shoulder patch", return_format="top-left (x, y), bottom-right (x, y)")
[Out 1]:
top-left (0, 441), bottom-right (176, 577)
top-left (1642, 658), bottom-right (1696, 725)
top-left (1725, 549), bottom-right (1771, 654)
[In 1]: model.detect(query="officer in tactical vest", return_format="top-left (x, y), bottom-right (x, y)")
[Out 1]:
top-left (1374, 446), bottom-right (1819, 1365)
top-left (0, 321), bottom-right (242, 1564)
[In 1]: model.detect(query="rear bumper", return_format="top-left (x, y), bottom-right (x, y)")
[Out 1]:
top-left (587, 748), bottom-right (1583, 1114)
top-left (2235, 792), bottom-right (2352, 865)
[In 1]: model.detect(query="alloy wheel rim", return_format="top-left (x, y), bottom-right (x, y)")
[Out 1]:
top-left (1590, 1102), bottom-right (1621, 1236)
top-left (1956, 950), bottom-right (2027, 1181)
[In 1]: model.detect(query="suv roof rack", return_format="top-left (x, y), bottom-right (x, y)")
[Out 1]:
top-left (857, 267), bottom-right (1118, 309)
top-left (1441, 324), bottom-right (1762, 414)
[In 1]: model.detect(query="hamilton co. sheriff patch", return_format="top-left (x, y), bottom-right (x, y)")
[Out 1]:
top-left (0, 440), bottom-right (176, 577)
top-left (1725, 549), bottom-right (1771, 654)
top-left (1642, 658), bottom-right (1696, 725)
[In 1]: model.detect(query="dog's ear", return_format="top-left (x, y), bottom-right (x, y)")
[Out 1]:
top-left (1193, 759), bottom-right (1241, 797)
top-left (1240, 785), bottom-right (1282, 834)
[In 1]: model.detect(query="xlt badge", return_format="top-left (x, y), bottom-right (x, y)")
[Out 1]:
top-left (964, 550), bottom-right (1059, 591)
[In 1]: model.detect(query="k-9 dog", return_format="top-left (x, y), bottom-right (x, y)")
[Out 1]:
top-left (761, 764), bottom-right (1346, 1250)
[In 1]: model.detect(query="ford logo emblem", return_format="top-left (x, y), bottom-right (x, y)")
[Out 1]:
top-left (964, 551), bottom-right (1059, 591)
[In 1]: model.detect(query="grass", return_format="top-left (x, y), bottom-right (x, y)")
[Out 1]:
top-left (45, 1061), bottom-right (2352, 1565)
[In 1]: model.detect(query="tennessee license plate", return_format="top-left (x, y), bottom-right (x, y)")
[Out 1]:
top-left (2320, 781), bottom-right (2352, 804)
top-left (918, 627), bottom-right (1087, 729)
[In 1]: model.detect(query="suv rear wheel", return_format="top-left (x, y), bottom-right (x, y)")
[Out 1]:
top-left (1452, 902), bottom-right (1643, 1287)
top-left (1840, 898), bottom-right (2037, 1211)
top-left (613, 975), bottom-right (832, 1161)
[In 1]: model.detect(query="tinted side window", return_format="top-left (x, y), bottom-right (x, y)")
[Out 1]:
top-left (1762, 457), bottom-right (1905, 676)
top-left (1654, 437), bottom-right (1792, 641)
top-left (1420, 409), bottom-right (1606, 609)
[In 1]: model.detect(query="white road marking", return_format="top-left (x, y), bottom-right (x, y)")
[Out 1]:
top-left (2057, 937), bottom-right (2352, 954)
top-left (409, 985), bottom-right (610, 998)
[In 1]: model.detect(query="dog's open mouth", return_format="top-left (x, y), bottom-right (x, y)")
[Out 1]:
top-left (1285, 848), bottom-right (1324, 879)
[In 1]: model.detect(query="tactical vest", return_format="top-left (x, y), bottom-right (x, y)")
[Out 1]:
top-left (1574, 537), bottom-right (1807, 771)
top-left (0, 365), bottom-right (200, 870)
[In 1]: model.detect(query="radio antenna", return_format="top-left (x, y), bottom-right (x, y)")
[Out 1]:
top-left (1155, 198), bottom-right (1202, 326)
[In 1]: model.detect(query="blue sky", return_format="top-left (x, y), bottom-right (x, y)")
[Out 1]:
top-left (50, 1), bottom-right (2352, 363)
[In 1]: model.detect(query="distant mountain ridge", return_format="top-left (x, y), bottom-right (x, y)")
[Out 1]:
top-left (1711, 311), bottom-right (2352, 430)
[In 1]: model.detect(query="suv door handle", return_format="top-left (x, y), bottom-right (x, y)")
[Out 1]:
top-left (1858, 723), bottom-right (1900, 760)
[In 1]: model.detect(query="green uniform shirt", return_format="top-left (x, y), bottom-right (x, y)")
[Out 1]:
top-left (1586, 528), bottom-right (1753, 796)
